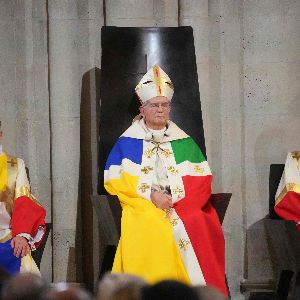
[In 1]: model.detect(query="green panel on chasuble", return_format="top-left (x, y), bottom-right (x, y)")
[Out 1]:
top-left (171, 137), bottom-right (206, 164)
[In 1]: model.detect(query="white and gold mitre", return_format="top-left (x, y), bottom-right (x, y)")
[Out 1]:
top-left (135, 65), bottom-right (174, 104)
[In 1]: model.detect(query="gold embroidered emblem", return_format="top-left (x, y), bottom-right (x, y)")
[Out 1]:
top-left (164, 208), bottom-right (173, 220)
top-left (149, 141), bottom-right (173, 158)
top-left (167, 166), bottom-right (178, 175)
top-left (144, 148), bottom-right (155, 158)
top-left (141, 166), bottom-right (153, 174)
top-left (151, 141), bottom-right (162, 152)
top-left (292, 151), bottom-right (300, 170)
top-left (161, 149), bottom-right (173, 158)
top-left (194, 165), bottom-right (204, 174)
top-left (138, 183), bottom-right (150, 193)
top-left (178, 239), bottom-right (190, 251)
top-left (173, 186), bottom-right (184, 197)
top-left (171, 217), bottom-right (179, 226)
top-left (7, 158), bottom-right (17, 167)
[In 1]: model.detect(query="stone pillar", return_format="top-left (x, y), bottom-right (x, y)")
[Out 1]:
top-left (208, 2), bottom-right (245, 298)
top-left (78, 0), bottom-right (103, 290)
top-left (48, 0), bottom-right (104, 284)
top-left (48, 0), bottom-right (81, 282)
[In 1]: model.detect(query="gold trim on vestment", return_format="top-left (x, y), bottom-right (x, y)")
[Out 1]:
top-left (0, 232), bottom-right (12, 243)
top-left (15, 185), bottom-right (31, 199)
top-left (292, 151), bottom-right (300, 171)
top-left (6, 155), bottom-right (18, 215)
top-left (15, 185), bottom-right (42, 207)
top-left (275, 183), bottom-right (300, 206)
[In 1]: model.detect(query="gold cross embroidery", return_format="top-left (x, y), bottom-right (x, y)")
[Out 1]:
top-left (144, 148), bottom-right (155, 158)
top-left (171, 217), bottom-right (179, 226)
top-left (164, 208), bottom-right (173, 220)
top-left (138, 183), bottom-right (150, 193)
top-left (161, 149), bottom-right (173, 158)
top-left (141, 166), bottom-right (153, 174)
top-left (150, 141), bottom-right (173, 158)
top-left (292, 151), bottom-right (300, 170)
top-left (178, 239), bottom-right (190, 251)
top-left (194, 165), bottom-right (204, 174)
top-left (150, 141), bottom-right (164, 152)
top-left (7, 158), bottom-right (17, 167)
top-left (173, 186), bottom-right (184, 196)
top-left (167, 166), bottom-right (178, 175)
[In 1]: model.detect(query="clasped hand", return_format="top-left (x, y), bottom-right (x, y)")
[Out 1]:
top-left (11, 236), bottom-right (30, 258)
top-left (150, 191), bottom-right (173, 209)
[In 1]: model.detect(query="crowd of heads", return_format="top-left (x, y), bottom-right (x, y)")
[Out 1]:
top-left (0, 269), bottom-right (228, 300)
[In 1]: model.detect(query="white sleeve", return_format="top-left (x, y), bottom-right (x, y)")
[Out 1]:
top-left (16, 226), bottom-right (45, 251)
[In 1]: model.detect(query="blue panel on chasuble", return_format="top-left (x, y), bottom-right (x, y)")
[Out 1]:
top-left (105, 137), bottom-right (143, 170)
top-left (0, 240), bottom-right (21, 275)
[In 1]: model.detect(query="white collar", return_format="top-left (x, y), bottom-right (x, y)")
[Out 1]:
top-left (122, 118), bottom-right (189, 142)
top-left (148, 127), bottom-right (166, 135)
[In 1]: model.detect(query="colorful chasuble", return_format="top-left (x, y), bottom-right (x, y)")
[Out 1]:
top-left (0, 153), bottom-right (46, 274)
top-left (275, 151), bottom-right (300, 232)
top-left (104, 119), bottom-right (228, 297)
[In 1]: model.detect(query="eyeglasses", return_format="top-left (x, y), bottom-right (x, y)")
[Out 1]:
top-left (146, 102), bottom-right (171, 109)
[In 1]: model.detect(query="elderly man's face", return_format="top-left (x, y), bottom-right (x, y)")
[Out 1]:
top-left (139, 96), bottom-right (170, 130)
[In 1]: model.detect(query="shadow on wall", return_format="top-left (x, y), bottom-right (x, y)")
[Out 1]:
top-left (245, 126), bottom-right (300, 295)
top-left (79, 67), bottom-right (102, 291)
top-left (245, 218), bottom-right (300, 297)
top-left (66, 246), bottom-right (77, 282)
top-left (249, 127), bottom-right (295, 280)
top-left (254, 126), bottom-right (286, 210)
top-left (286, 94), bottom-right (300, 117)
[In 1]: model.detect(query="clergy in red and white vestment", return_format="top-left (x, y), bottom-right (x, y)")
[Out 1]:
top-left (0, 121), bottom-right (46, 275)
top-left (104, 65), bottom-right (228, 297)
top-left (275, 151), bottom-right (300, 232)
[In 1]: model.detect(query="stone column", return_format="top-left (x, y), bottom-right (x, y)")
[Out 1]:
top-left (48, 0), bottom-right (81, 282)
top-left (208, 1), bottom-right (245, 298)
top-left (78, 0), bottom-right (103, 290)
top-left (48, 0), bottom-right (104, 283)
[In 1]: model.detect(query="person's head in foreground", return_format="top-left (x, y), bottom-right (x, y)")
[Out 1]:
top-left (135, 65), bottom-right (174, 130)
top-left (97, 272), bottom-right (148, 300)
top-left (43, 282), bottom-right (92, 300)
top-left (1, 272), bottom-right (48, 300)
top-left (141, 280), bottom-right (200, 300)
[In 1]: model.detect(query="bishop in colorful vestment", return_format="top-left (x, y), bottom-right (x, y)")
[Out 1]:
top-left (0, 121), bottom-right (46, 275)
top-left (104, 65), bottom-right (228, 297)
top-left (275, 151), bottom-right (300, 232)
